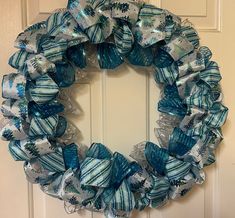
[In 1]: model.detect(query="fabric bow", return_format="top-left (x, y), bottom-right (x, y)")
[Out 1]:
top-left (68, 0), bottom-right (115, 43)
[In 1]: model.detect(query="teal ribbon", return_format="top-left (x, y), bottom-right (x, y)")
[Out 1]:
top-left (46, 10), bottom-right (88, 46)
top-left (135, 4), bottom-right (166, 47)
top-left (9, 137), bottom-right (56, 161)
top-left (24, 54), bottom-right (56, 80)
top-left (0, 117), bottom-right (28, 141)
top-left (15, 21), bottom-right (46, 53)
top-left (29, 74), bottom-right (59, 104)
top-left (1, 99), bottom-right (28, 120)
top-left (2, 73), bottom-right (27, 100)
top-left (9, 50), bottom-right (32, 69)
top-left (113, 21), bottom-right (134, 55)
top-left (68, 0), bottom-right (115, 43)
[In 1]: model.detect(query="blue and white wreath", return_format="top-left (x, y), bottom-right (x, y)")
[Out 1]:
top-left (0, 0), bottom-right (228, 217)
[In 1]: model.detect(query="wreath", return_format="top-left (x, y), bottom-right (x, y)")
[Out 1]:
top-left (0, 0), bottom-right (228, 217)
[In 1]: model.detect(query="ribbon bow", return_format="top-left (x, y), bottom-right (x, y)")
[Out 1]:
top-left (68, 0), bottom-right (115, 44)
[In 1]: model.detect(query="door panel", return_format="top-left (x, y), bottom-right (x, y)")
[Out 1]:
top-left (0, 0), bottom-right (235, 218)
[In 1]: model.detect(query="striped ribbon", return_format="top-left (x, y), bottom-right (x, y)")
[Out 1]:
top-left (68, 0), bottom-right (114, 44)
top-left (8, 50), bottom-right (32, 69)
top-left (29, 115), bottom-right (59, 137)
top-left (38, 148), bottom-right (66, 172)
top-left (146, 175), bottom-right (169, 208)
top-left (1, 0), bottom-right (229, 215)
top-left (46, 10), bottom-right (88, 44)
top-left (113, 22), bottom-right (134, 55)
top-left (47, 10), bottom-right (72, 36)
top-left (165, 156), bottom-right (191, 181)
top-left (80, 157), bottom-right (112, 187)
top-left (200, 61), bottom-right (222, 88)
top-left (29, 74), bottom-right (59, 104)
top-left (184, 86), bottom-right (214, 110)
top-left (181, 25), bottom-right (200, 48)
top-left (14, 22), bottom-right (46, 53)
top-left (9, 137), bottom-right (55, 161)
top-left (204, 102), bottom-right (228, 128)
top-left (110, 179), bottom-right (135, 212)
top-left (144, 141), bottom-right (193, 182)
top-left (41, 38), bottom-right (68, 63)
top-left (97, 43), bottom-right (124, 69)
top-left (154, 63), bottom-right (179, 85)
top-left (127, 43), bottom-right (153, 67)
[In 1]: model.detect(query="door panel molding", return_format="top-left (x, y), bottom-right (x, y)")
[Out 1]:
top-left (21, 0), bottom-right (221, 32)
top-left (150, 0), bottom-right (221, 32)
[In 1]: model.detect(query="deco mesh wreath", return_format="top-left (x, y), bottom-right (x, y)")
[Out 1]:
top-left (0, 0), bottom-right (228, 217)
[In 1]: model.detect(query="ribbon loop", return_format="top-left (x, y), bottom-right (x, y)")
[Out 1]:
top-left (29, 74), bottom-right (59, 104)
top-left (97, 43), bottom-right (124, 69)
top-left (127, 43), bottom-right (154, 66)
top-left (1, 99), bottom-right (28, 120)
top-left (181, 25), bottom-right (199, 48)
top-left (9, 50), bottom-right (32, 69)
top-left (145, 142), bottom-right (169, 175)
top-left (168, 128), bottom-right (197, 156)
top-left (25, 54), bottom-right (56, 80)
top-left (203, 103), bottom-right (228, 128)
top-left (114, 21), bottom-right (134, 55)
top-left (68, 0), bottom-right (114, 43)
top-left (158, 84), bottom-right (187, 117)
top-left (9, 137), bottom-right (55, 161)
top-left (165, 156), bottom-right (191, 181)
top-left (80, 157), bottom-right (112, 187)
top-left (0, 117), bottom-right (28, 141)
top-left (111, 0), bottom-right (141, 24)
top-left (2, 73), bottom-right (27, 100)
top-left (38, 148), bottom-right (66, 172)
top-left (146, 175), bottom-right (169, 208)
top-left (66, 44), bottom-right (87, 68)
top-left (15, 22), bottom-right (46, 53)
top-left (135, 4), bottom-right (166, 47)
top-left (162, 36), bottom-right (194, 61)
top-left (29, 115), bottom-right (59, 137)
top-left (24, 159), bottom-right (55, 184)
top-left (110, 179), bottom-right (135, 212)
top-left (200, 61), bottom-right (221, 88)
top-left (154, 61), bottom-right (179, 85)
top-left (63, 144), bottom-right (80, 169)
top-left (87, 143), bottom-right (113, 159)
top-left (28, 100), bottom-right (64, 119)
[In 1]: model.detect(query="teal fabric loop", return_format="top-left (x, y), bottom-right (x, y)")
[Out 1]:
top-left (97, 43), bottom-right (124, 69)
top-left (29, 74), bottom-right (59, 104)
top-left (113, 21), bottom-right (134, 55)
top-left (127, 43), bottom-right (154, 66)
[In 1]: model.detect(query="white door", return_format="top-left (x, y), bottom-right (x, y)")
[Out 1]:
top-left (0, 0), bottom-right (234, 218)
